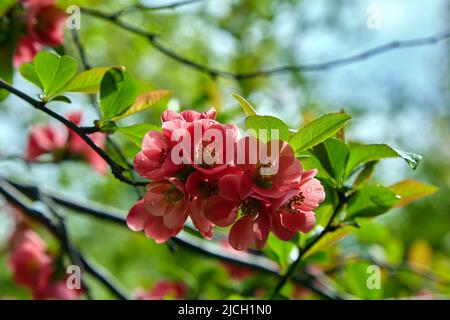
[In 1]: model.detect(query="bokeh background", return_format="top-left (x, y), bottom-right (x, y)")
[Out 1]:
top-left (0, 0), bottom-right (449, 299)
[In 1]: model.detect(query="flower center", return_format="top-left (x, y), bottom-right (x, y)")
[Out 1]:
top-left (198, 180), bottom-right (219, 198)
top-left (252, 161), bottom-right (273, 189)
top-left (162, 186), bottom-right (184, 204)
top-left (239, 197), bottom-right (261, 217)
top-left (158, 148), bottom-right (169, 166)
top-left (279, 192), bottom-right (305, 214)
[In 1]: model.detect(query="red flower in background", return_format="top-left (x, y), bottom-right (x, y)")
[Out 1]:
top-left (7, 229), bottom-right (82, 300)
top-left (14, 0), bottom-right (67, 67)
top-left (136, 280), bottom-right (187, 300)
top-left (25, 124), bottom-right (67, 161)
top-left (24, 111), bottom-right (107, 173)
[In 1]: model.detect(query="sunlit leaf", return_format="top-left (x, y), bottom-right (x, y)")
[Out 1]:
top-left (62, 67), bottom-right (109, 93)
top-left (346, 185), bottom-right (400, 220)
top-left (100, 68), bottom-right (137, 120)
top-left (112, 89), bottom-right (171, 121)
top-left (19, 63), bottom-right (42, 88)
top-left (289, 113), bottom-right (351, 152)
top-left (245, 115), bottom-right (290, 142)
top-left (390, 179), bottom-right (438, 207)
top-left (346, 144), bottom-right (421, 177)
top-left (233, 94), bottom-right (256, 116)
top-left (33, 52), bottom-right (78, 98)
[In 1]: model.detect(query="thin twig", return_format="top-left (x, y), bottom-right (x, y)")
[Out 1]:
top-left (112, 0), bottom-right (203, 18)
top-left (79, 7), bottom-right (450, 79)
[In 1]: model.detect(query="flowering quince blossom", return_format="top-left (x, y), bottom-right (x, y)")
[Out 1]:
top-left (135, 280), bottom-right (187, 300)
top-left (13, 0), bottom-right (67, 67)
top-left (25, 111), bottom-right (107, 173)
top-left (8, 229), bottom-right (81, 300)
top-left (127, 108), bottom-right (325, 251)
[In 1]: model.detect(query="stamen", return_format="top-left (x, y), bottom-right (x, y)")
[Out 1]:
top-left (279, 192), bottom-right (305, 214)
top-left (239, 198), bottom-right (261, 217)
top-left (162, 186), bottom-right (184, 204)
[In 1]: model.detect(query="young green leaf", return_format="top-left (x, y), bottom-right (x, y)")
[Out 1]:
top-left (390, 179), bottom-right (438, 207)
top-left (245, 115), bottom-right (290, 142)
top-left (100, 68), bottom-right (137, 120)
top-left (112, 89), bottom-right (171, 121)
top-left (289, 113), bottom-right (351, 152)
top-left (232, 94), bottom-right (257, 116)
top-left (117, 124), bottom-right (161, 148)
top-left (352, 161), bottom-right (377, 188)
top-left (346, 185), bottom-right (400, 220)
top-left (33, 52), bottom-right (78, 98)
top-left (310, 138), bottom-right (350, 186)
top-left (49, 95), bottom-right (72, 104)
top-left (263, 234), bottom-right (296, 269)
top-left (62, 67), bottom-right (109, 93)
top-left (0, 41), bottom-right (14, 101)
top-left (345, 144), bottom-right (422, 177)
top-left (19, 63), bottom-right (42, 88)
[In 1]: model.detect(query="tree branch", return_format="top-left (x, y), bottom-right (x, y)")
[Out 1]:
top-left (0, 79), bottom-right (149, 187)
top-left (112, 0), bottom-right (203, 18)
top-left (79, 7), bottom-right (450, 79)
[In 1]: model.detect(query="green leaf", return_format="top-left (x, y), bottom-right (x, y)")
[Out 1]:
top-left (289, 113), bottom-right (351, 152)
top-left (49, 95), bottom-right (72, 104)
top-left (19, 63), bottom-right (42, 88)
top-left (345, 144), bottom-right (421, 177)
top-left (232, 94), bottom-right (256, 116)
top-left (245, 115), bottom-right (290, 142)
top-left (303, 226), bottom-right (353, 260)
top-left (390, 179), bottom-right (438, 208)
top-left (112, 89), bottom-right (171, 121)
top-left (352, 161), bottom-right (377, 188)
top-left (100, 68), bottom-right (137, 120)
top-left (117, 124), bottom-right (161, 148)
top-left (33, 52), bottom-right (78, 98)
top-left (62, 67), bottom-right (109, 93)
top-left (0, 0), bottom-right (15, 15)
top-left (346, 185), bottom-right (400, 220)
top-left (310, 138), bottom-right (350, 186)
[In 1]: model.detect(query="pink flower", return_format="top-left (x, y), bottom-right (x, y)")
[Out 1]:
top-left (236, 137), bottom-right (303, 198)
top-left (271, 170), bottom-right (325, 240)
top-left (127, 179), bottom-right (189, 243)
top-left (203, 173), bottom-right (272, 251)
top-left (66, 112), bottom-right (108, 174)
top-left (161, 108), bottom-right (216, 123)
top-left (136, 281), bottom-right (187, 300)
top-left (185, 167), bottom-right (240, 239)
top-left (7, 230), bottom-right (53, 292)
top-left (25, 124), bottom-right (67, 161)
top-left (134, 131), bottom-right (181, 180)
top-left (33, 281), bottom-right (83, 300)
top-left (14, 0), bottom-right (67, 67)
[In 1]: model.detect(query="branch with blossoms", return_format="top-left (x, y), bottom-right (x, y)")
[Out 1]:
top-left (3, 176), bottom-right (348, 300)
top-left (0, 0), bottom-right (440, 300)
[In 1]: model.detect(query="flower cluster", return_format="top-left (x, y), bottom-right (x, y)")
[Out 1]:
top-left (127, 108), bottom-right (325, 251)
top-left (8, 229), bottom-right (82, 299)
top-left (13, 0), bottom-right (67, 67)
top-left (25, 111), bottom-right (107, 173)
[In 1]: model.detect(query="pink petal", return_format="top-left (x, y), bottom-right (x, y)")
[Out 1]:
top-left (127, 200), bottom-right (151, 231)
top-left (228, 216), bottom-right (254, 251)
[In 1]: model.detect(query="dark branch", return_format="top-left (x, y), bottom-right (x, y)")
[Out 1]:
top-left (0, 79), bottom-right (149, 187)
top-left (112, 0), bottom-right (203, 18)
top-left (79, 7), bottom-right (450, 79)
